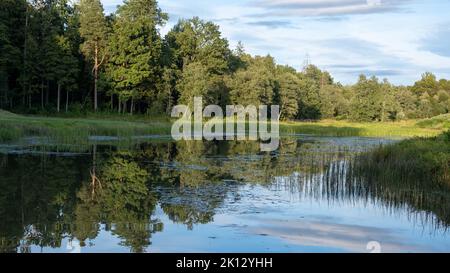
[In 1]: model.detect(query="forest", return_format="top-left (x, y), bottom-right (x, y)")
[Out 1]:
top-left (1, 0), bottom-right (450, 121)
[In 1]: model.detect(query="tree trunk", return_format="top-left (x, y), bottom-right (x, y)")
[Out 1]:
top-left (381, 101), bottom-right (386, 122)
top-left (66, 90), bottom-right (69, 113)
top-left (167, 89), bottom-right (172, 115)
top-left (45, 80), bottom-right (49, 105)
top-left (22, 6), bottom-right (28, 107)
top-left (94, 69), bottom-right (98, 111)
top-left (1, 69), bottom-right (8, 108)
top-left (94, 42), bottom-right (98, 112)
top-left (130, 97), bottom-right (134, 115)
top-left (118, 97), bottom-right (121, 113)
top-left (57, 83), bottom-right (61, 112)
top-left (111, 94), bottom-right (113, 111)
top-left (28, 88), bottom-right (31, 110)
top-left (41, 80), bottom-right (44, 110)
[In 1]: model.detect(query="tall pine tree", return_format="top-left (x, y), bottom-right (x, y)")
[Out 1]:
top-left (108, 0), bottom-right (167, 114)
top-left (78, 0), bottom-right (108, 111)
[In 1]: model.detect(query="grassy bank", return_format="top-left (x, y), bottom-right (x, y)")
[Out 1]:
top-left (416, 113), bottom-right (450, 130)
top-left (0, 110), bottom-right (447, 144)
top-left (281, 119), bottom-right (442, 138)
top-left (356, 130), bottom-right (450, 187)
top-left (0, 110), bottom-right (171, 145)
top-left (351, 130), bottom-right (450, 226)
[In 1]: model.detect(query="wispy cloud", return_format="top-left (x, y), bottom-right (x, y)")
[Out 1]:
top-left (420, 24), bottom-right (450, 58)
top-left (246, 20), bottom-right (295, 28)
top-left (249, 0), bottom-right (411, 17)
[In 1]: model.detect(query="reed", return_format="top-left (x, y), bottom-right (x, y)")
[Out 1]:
top-left (355, 130), bottom-right (450, 187)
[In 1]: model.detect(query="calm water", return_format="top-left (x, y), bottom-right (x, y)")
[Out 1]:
top-left (1, 136), bottom-right (450, 253)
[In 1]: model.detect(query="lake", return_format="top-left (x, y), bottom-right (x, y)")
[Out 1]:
top-left (1, 135), bottom-right (450, 253)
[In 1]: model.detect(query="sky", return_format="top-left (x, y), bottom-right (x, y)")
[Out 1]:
top-left (100, 0), bottom-right (450, 85)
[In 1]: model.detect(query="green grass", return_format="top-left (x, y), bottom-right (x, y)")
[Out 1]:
top-left (46, 110), bottom-right (172, 123)
top-left (416, 113), bottom-right (450, 130)
top-left (0, 110), bottom-right (448, 145)
top-left (0, 110), bottom-right (172, 145)
top-left (280, 119), bottom-right (444, 138)
top-left (356, 130), bottom-right (450, 187)
top-left (0, 109), bottom-right (19, 118)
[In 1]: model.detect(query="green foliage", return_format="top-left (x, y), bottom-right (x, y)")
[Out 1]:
top-left (276, 66), bottom-right (300, 120)
top-left (350, 76), bottom-right (381, 121)
top-left (227, 55), bottom-right (276, 106)
top-left (412, 72), bottom-right (439, 96)
top-left (348, 76), bottom-right (406, 122)
top-left (165, 17), bottom-right (231, 108)
top-left (108, 0), bottom-right (167, 114)
top-left (0, 0), bottom-right (26, 107)
top-left (0, 0), bottom-right (449, 122)
top-left (177, 61), bottom-right (225, 106)
top-left (54, 35), bottom-right (79, 90)
top-left (78, 0), bottom-right (108, 61)
top-left (165, 17), bottom-right (230, 74)
top-left (78, 0), bottom-right (108, 110)
top-left (443, 129), bottom-right (450, 141)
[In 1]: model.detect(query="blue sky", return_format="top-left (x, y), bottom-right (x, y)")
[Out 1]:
top-left (100, 0), bottom-right (450, 85)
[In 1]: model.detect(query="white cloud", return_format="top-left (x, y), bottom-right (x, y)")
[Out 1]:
top-left (250, 0), bottom-right (410, 16)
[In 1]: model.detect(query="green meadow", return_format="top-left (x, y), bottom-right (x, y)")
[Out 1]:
top-left (280, 119), bottom-right (444, 138)
top-left (1, 110), bottom-right (447, 144)
top-left (0, 110), bottom-right (171, 145)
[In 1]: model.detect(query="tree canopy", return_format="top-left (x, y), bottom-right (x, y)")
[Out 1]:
top-left (0, 0), bottom-right (449, 121)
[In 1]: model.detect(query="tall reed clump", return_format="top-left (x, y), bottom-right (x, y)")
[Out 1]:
top-left (355, 130), bottom-right (450, 188)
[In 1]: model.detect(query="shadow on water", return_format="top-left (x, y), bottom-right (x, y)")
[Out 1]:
top-left (0, 136), bottom-right (449, 252)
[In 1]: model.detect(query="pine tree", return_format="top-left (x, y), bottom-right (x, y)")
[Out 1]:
top-left (0, 0), bottom-right (27, 108)
top-left (78, 0), bottom-right (108, 111)
top-left (275, 65), bottom-right (300, 120)
top-left (54, 35), bottom-right (79, 112)
top-left (108, 0), bottom-right (167, 114)
top-left (30, 0), bottom-right (59, 109)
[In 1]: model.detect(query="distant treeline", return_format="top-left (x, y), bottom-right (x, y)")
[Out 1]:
top-left (1, 0), bottom-right (450, 121)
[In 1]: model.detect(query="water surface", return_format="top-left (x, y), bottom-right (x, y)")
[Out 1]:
top-left (1, 136), bottom-right (449, 253)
